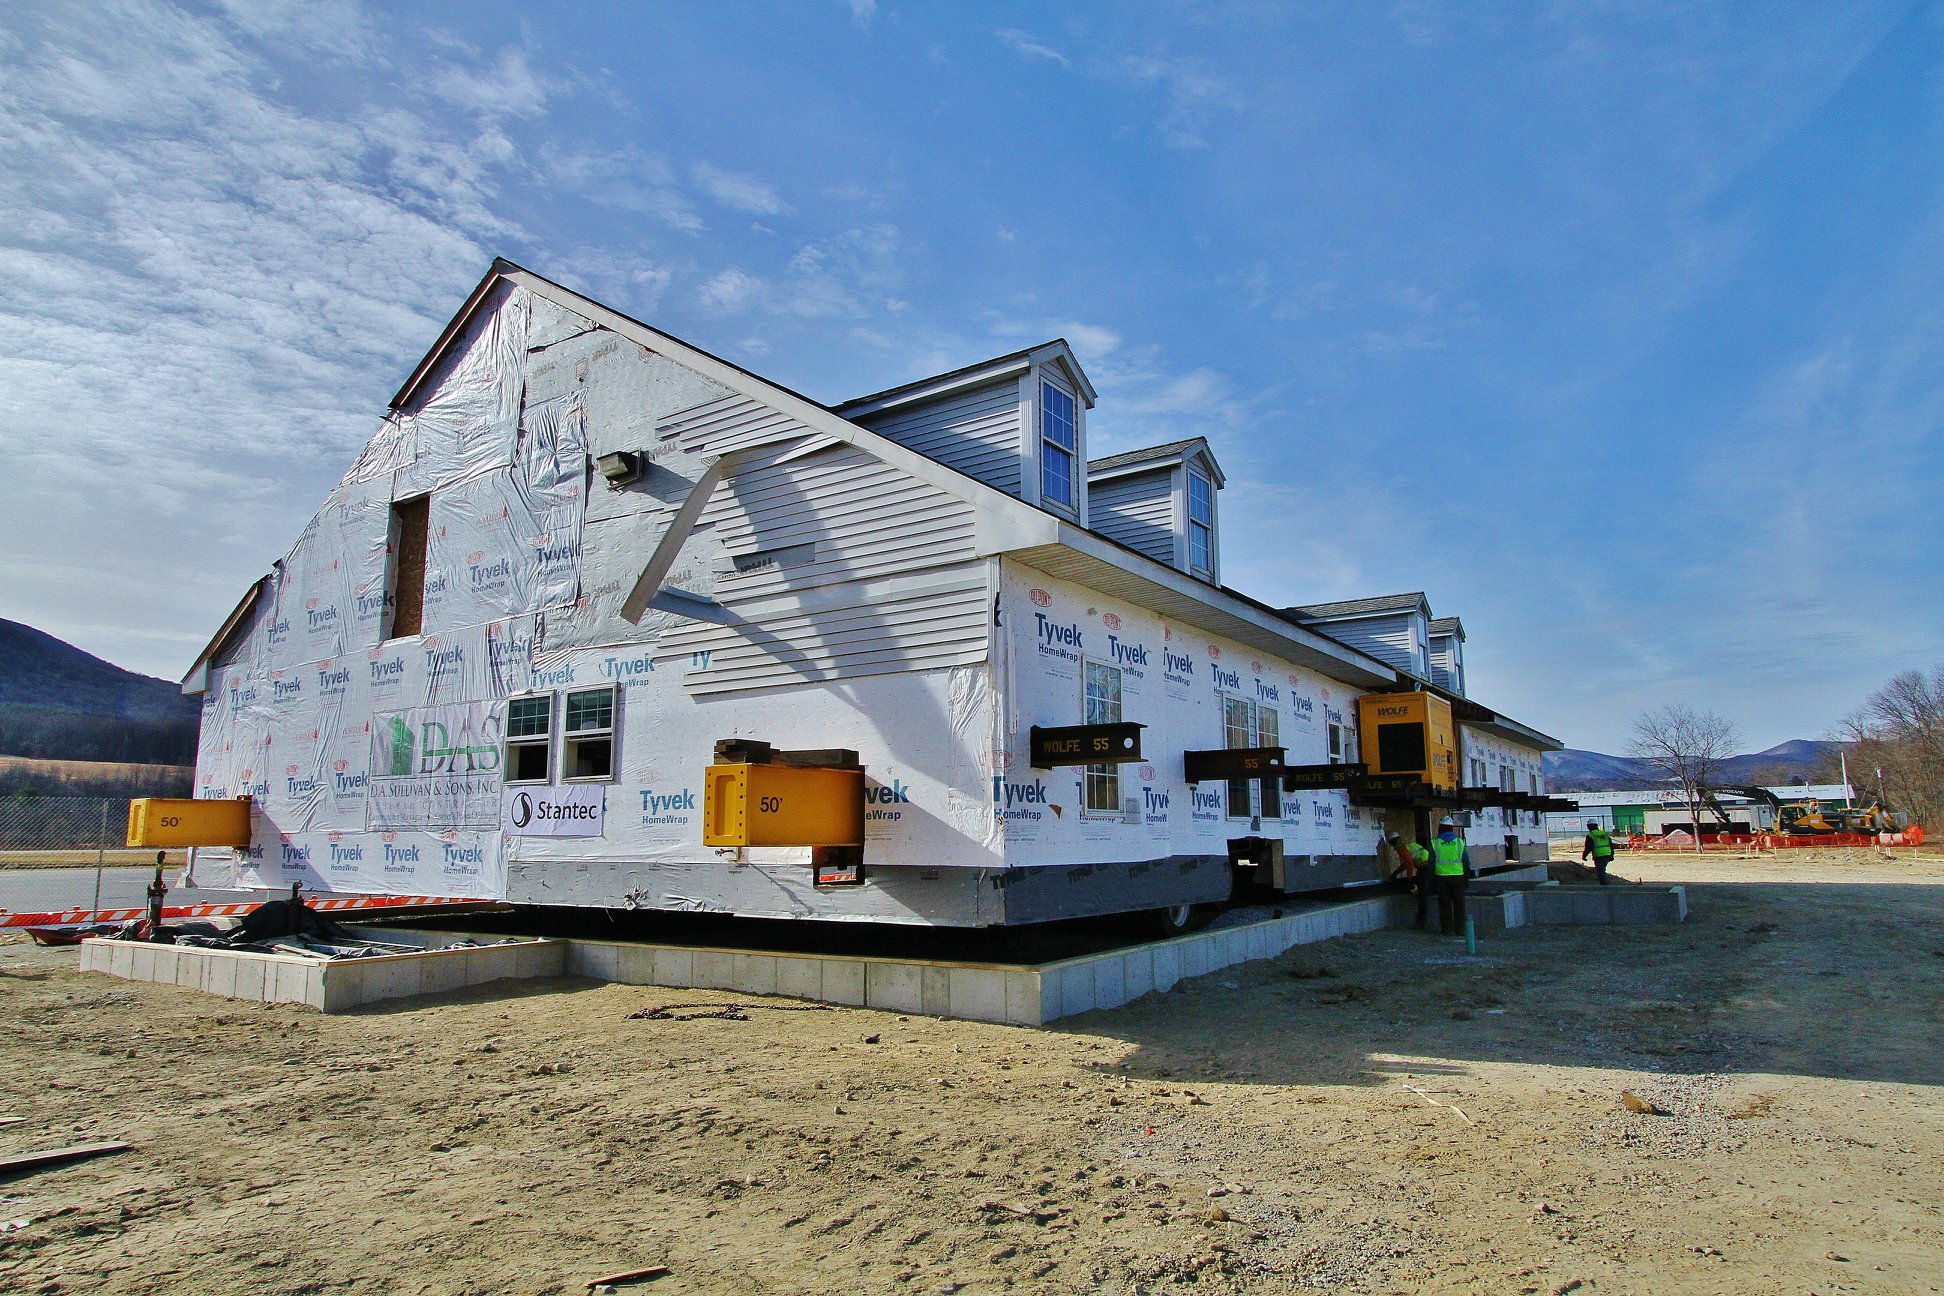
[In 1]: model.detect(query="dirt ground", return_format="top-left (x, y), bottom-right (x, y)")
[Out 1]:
top-left (3, 849), bottom-right (1941, 1296)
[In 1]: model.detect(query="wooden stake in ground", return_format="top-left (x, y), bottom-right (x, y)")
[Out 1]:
top-left (585, 1265), bottom-right (670, 1291)
top-left (0, 1142), bottom-right (131, 1178)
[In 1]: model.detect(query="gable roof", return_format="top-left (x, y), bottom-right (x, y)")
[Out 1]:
top-left (1087, 436), bottom-right (1227, 488)
top-left (212, 259), bottom-right (1559, 744)
top-left (365, 259), bottom-right (1402, 692)
top-left (1286, 592), bottom-right (1430, 621)
top-left (1429, 616), bottom-right (1464, 639)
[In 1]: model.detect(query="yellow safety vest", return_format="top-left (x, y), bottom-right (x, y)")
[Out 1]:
top-left (1586, 826), bottom-right (1614, 859)
top-left (1431, 836), bottom-right (1467, 876)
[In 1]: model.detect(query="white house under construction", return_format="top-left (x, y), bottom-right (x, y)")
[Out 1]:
top-left (182, 260), bottom-right (1565, 927)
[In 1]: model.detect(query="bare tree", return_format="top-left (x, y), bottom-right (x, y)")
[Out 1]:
top-left (1833, 666), bottom-right (1944, 830)
top-left (1628, 704), bottom-right (1741, 851)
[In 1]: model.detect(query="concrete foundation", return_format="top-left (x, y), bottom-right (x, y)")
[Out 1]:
top-left (80, 881), bottom-right (1684, 1025)
top-left (77, 930), bottom-right (561, 1012)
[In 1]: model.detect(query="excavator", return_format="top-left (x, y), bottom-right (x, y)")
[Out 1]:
top-left (1703, 786), bottom-right (1911, 836)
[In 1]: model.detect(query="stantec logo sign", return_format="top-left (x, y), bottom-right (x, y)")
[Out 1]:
top-left (505, 785), bottom-right (605, 837)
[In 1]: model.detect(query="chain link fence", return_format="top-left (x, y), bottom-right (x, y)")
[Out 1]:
top-left (0, 795), bottom-right (190, 920)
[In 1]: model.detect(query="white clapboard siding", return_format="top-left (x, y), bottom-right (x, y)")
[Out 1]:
top-left (649, 394), bottom-right (992, 695)
top-left (851, 379), bottom-right (1022, 496)
top-left (704, 443), bottom-right (979, 601)
top-left (1089, 468), bottom-right (1176, 566)
top-left (1322, 614), bottom-right (1421, 675)
top-left (660, 394), bottom-right (804, 455)
top-left (659, 566), bottom-right (992, 695)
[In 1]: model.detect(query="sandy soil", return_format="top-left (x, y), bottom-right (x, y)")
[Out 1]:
top-left (2, 850), bottom-right (1941, 1296)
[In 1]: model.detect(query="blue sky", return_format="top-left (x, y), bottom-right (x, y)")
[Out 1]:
top-left (2, 0), bottom-right (1939, 753)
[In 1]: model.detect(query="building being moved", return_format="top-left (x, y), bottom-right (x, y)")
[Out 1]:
top-left (182, 261), bottom-right (1563, 928)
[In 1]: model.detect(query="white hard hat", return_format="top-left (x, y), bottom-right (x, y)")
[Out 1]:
top-left (1438, 816), bottom-right (1456, 827)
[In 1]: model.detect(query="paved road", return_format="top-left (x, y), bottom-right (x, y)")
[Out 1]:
top-left (0, 865), bottom-right (268, 917)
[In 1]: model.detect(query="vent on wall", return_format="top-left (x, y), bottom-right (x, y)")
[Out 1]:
top-left (595, 450), bottom-right (642, 487)
top-left (731, 542), bottom-right (818, 575)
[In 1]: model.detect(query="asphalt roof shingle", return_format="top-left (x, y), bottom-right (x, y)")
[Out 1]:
top-left (1285, 592), bottom-right (1429, 620)
top-left (1086, 438), bottom-right (1209, 474)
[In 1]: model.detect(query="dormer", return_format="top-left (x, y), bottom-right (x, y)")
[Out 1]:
top-left (832, 340), bottom-right (1097, 520)
top-left (1085, 438), bottom-right (1226, 584)
top-left (1428, 616), bottom-right (1466, 696)
top-left (1283, 592), bottom-right (1432, 677)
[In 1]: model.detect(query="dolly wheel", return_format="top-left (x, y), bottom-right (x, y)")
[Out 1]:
top-left (1151, 903), bottom-right (1196, 937)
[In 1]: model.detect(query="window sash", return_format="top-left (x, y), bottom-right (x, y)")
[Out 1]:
top-left (1224, 695), bottom-right (1254, 817)
top-left (1257, 706), bottom-right (1280, 819)
top-left (564, 687), bottom-right (614, 735)
top-left (1188, 471), bottom-right (1212, 523)
top-left (1042, 442), bottom-right (1073, 507)
top-left (1040, 382), bottom-right (1077, 509)
top-left (1082, 661), bottom-right (1123, 816)
top-left (1085, 764), bottom-right (1121, 814)
top-left (1041, 382), bottom-right (1077, 450)
top-left (1084, 661), bottom-right (1122, 725)
top-left (506, 695), bottom-right (552, 740)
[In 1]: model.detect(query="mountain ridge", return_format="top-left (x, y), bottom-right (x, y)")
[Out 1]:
top-left (1543, 739), bottom-right (1846, 792)
top-left (0, 618), bottom-right (200, 764)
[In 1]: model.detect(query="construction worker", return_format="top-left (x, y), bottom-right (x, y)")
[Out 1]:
top-left (1429, 817), bottom-right (1470, 937)
top-left (1581, 820), bottom-right (1616, 887)
top-left (1387, 831), bottom-right (1432, 929)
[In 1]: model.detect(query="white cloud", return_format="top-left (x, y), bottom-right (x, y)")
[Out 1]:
top-left (996, 28), bottom-right (1070, 67)
top-left (1056, 322), bottom-right (1121, 360)
top-left (847, 0), bottom-right (877, 28)
top-left (428, 46), bottom-right (551, 119)
top-left (541, 146), bottom-right (704, 232)
top-left (1115, 53), bottom-right (1241, 149)
top-left (693, 161), bottom-right (786, 215)
top-left (699, 267), bottom-right (766, 312)
top-left (0, 2), bottom-right (539, 674)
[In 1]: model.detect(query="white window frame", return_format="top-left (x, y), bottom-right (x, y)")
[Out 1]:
top-left (502, 692), bottom-right (554, 785)
top-left (562, 684), bottom-right (617, 783)
top-left (1327, 721), bottom-right (1344, 764)
top-left (1256, 704), bottom-right (1281, 819)
top-left (1039, 379), bottom-right (1079, 514)
top-left (1223, 694), bottom-right (1269, 821)
top-left (1186, 466), bottom-right (1215, 577)
top-left (1081, 659), bottom-right (1123, 816)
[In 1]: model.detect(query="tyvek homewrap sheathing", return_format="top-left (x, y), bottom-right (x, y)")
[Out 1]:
top-left (187, 270), bottom-right (1551, 921)
top-left (190, 281), bottom-right (1005, 909)
top-left (991, 564), bottom-right (1385, 871)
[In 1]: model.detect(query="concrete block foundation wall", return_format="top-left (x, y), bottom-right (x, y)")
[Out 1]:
top-left (81, 883), bottom-right (1684, 1026)
top-left (77, 931), bottom-right (563, 1012)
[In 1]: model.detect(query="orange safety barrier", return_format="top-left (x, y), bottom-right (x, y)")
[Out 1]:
top-left (0, 894), bottom-right (477, 929)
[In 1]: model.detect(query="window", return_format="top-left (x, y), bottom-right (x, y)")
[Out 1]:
top-left (386, 495), bottom-right (430, 640)
top-left (1256, 706), bottom-right (1280, 819)
top-left (563, 685), bottom-right (616, 781)
top-left (1186, 469), bottom-right (1214, 575)
top-left (1040, 381), bottom-right (1077, 510)
top-left (1327, 722), bottom-right (1344, 763)
top-left (503, 694), bottom-right (553, 784)
top-left (1083, 661), bottom-right (1122, 814)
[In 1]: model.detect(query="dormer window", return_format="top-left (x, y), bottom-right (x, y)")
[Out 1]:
top-left (1040, 380), bottom-right (1077, 510)
top-left (1187, 468), bottom-right (1214, 576)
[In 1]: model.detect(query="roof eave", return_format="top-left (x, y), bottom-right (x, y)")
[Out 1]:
top-left (1008, 526), bottom-right (1399, 690)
